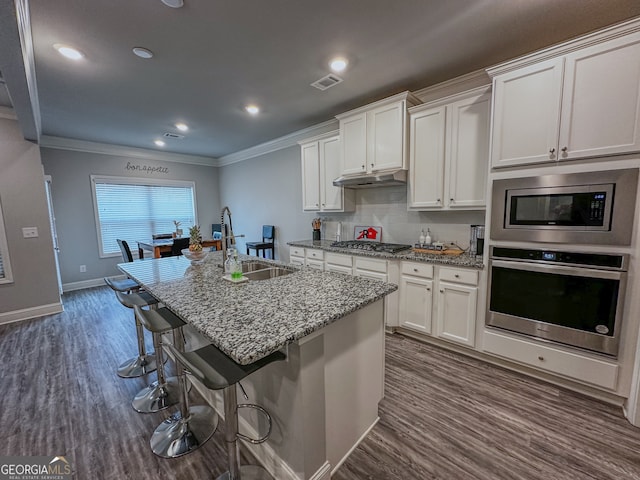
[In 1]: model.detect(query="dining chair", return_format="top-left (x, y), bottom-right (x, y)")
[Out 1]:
top-left (246, 225), bottom-right (275, 259)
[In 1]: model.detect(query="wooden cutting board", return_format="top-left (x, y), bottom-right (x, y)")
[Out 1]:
top-left (412, 247), bottom-right (465, 256)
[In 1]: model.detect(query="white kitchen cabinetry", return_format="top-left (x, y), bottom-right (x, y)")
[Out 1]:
top-left (489, 30), bottom-right (640, 168)
top-left (325, 252), bottom-right (353, 275)
top-left (408, 88), bottom-right (490, 210)
top-left (483, 330), bottom-right (618, 390)
top-left (436, 267), bottom-right (478, 348)
top-left (337, 92), bottom-right (420, 176)
top-left (305, 248), bottom-right (324, 270)
top-left (289, 246), bottom-right (305, 266)
top-left (299, 133), bottom-right (354, 212)
top-left (399, 262), bottom-right (434, 334)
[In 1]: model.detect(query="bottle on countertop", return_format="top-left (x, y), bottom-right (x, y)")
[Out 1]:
top-left (419, 229), bottom-right (426, 246)
top-left (425, 228), bottom-right (432, 246)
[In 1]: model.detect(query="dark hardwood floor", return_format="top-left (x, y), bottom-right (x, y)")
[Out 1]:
top-left (1, 286), bottom-right (640, 479)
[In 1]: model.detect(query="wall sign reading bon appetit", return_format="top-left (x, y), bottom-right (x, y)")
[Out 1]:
top-left (125, 161), bottom-right (169, 174)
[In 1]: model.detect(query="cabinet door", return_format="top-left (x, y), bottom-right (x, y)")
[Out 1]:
top-left (301, 142), bottom-right (320, 211)
top-left (368, 100), bottom-right (406, 171)
top-left (341, 113), bottom-right (367, 175)
top-left (408, 106), bottom-right (446, 209)
top-left (447, 93), bottom-right (490, 208)
top-left (399, 275), bottom-right (433, 334)
top-left (491, 58), bottom-right (564, 168)
top-left (436, 281), bottom-right (477, 347)
top-left (559, 32), bottom-right (640, 160)
top-left (320, 136), bottom-right (344, 211)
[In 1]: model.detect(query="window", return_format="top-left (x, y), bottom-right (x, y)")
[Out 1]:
top-left (91, 175), bottom-right (197, 258)
top-left (0, 196), bottom-right (13, 283)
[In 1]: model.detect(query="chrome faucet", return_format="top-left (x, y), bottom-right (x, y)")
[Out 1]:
top-left (220, 206), bottom-right (244, 265)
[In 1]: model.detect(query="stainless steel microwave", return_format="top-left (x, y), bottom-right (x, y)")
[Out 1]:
top-left (491, 169), bottom-right (638, 245)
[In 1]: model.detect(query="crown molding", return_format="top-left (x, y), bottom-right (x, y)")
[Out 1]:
top-left (39, 135), bottom-right (217, 166)
top-left (413, 69), bottom-right (491, 104)
top-left (487, 16), bottom-right (640, 77)
top-left (216, 118), bottom-right (339, 166)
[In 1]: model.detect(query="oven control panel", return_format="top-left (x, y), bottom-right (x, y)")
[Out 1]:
top-left (491, 247), bottom-right (625, 270)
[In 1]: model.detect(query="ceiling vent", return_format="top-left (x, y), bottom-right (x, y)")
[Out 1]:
top-left (163, 132), bottom-right (184, 139)
top-left (311, 73), bottom-right (343, 91)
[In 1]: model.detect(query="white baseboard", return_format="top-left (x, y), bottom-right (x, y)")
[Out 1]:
top-left (309, 462), bottom-right (331, 480)
top-left (62, 278), bottom-right (106, 292)
top-left (0, 302), bottom-right (64, 325)
top-left (331, 416), bottom-right (380, 476)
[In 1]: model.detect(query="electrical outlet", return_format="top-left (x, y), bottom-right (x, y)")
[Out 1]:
top-left (79, 265), bottom-right (86, 273)
top-left (22, 227), bottom-right (38, 238)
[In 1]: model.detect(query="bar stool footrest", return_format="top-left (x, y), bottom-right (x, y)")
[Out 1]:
top-left (237, 403), bottom-right (272, 444)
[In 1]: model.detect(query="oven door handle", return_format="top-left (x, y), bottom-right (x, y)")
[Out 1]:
top-left (490, 259), bottom-right (625, 280)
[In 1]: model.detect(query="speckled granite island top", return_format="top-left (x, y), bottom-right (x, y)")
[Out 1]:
top-left (118, 251), bottom-right (396, 365)
top-left (288, 239), bottom-right (485, 269)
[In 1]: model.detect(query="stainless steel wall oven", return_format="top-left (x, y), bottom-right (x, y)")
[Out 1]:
top-left (487, 247), bottom-right (628, 357)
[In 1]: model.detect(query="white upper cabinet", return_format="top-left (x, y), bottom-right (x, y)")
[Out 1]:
top-left (299, 133), bottom-right (354, 212)
top-left (337, 92), bottom-right (420, 176)
top-left (489, 26), bottom-right (640, 168)
top-left (408, 88), bottom-right (490, 210)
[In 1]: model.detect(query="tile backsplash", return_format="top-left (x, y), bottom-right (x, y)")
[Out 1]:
top-left (319, 186), bottom-right (486, 249)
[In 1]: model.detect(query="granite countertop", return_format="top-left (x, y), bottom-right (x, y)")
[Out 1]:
top-left (119, 251), bottom-right (397, 365)
top-left (288, 239), bottom-right (485, 269)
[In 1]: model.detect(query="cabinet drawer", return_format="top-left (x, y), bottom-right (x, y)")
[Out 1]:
top-left (290, 247), bottom-right (305, 257)
top-left (306, 259), bottom-right (324, 271)
top-left (440, 267), bottom-right (478, 286)
top-left (401, 261), bottom-right (434, 278)
top-left (354, 257), bottom-right (387, 273)
top-left (306, 249), bottom-right (324, 260)
top-left (483, 330), bottom-right (618, 390)
top-left (325, 253), bottom-right (353, 268)
top-left (290, 256), bottom-right (305, 266)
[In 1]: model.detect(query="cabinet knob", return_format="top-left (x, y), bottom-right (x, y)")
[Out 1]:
top-left (322, 203), bottom-right (325, 206)
top-left (450, 198), bottom-right (454, 203)
top-left (538, 356), bottom-right (545, 361)
top-left (413, 268), bottom-right (418, 272)
top-left (440, 289), bottom-right (444, 293)
top-left (371, 163), bottom-right (374, 168)
top-left (426, 287), bottom-right (431, 291)
top-left (436, 198), bottom-right (441, 203)
top-left (549, 148), bottom-right (555, 154)
top-left (561, 146), bottom-right (568, 152)
top-left (361, 164), bottom-right (365, 170)
top-left (454, 274), bottom-right (460, 278)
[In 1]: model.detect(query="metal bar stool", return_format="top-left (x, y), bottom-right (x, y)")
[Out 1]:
top-left (131, 306), bottom-right (187, 413)
top-left (160, 342), bottom-right (285, 479)
top-left (104, 276), bottom-right (160, 378)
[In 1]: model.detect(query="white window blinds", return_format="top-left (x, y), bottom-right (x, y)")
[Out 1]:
top-left (92, 176), bottom-right (196, 257)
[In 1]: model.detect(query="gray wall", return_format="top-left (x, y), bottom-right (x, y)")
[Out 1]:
top-left (41, 148), bottom-right (220, 286)
top-left (0, 118), bottom-right (60, 313)
top-left (219, 145), bottom-right (485, 256)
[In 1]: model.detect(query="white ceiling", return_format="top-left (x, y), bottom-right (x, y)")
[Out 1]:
top-left (2, 0), bottom-right (640, 161)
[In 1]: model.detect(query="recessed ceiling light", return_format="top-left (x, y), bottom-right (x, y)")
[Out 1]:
top-left (245, 105), bottom-right (260, 115)
top-left (132, 47), bottom-right (154, 59)
top-left (53, 44), bottom-right (84, 60)
top-left (175, 122), bottom-right (188, 131)
top-left (154, 140), bottom-right (166, 147)
top-left (161, 0), bottom-right (184, 7)
top-left (329, 57), bottom-right (348, 72)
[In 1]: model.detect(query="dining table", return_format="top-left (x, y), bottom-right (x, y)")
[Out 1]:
top-left (136, 238), bottom-right (222, 259)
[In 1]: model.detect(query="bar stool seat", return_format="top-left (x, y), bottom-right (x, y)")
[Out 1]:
top-left (132, 306), bottom-right (188, 413)
top-left (104, 276), bottom-right (139, 293)
top-left (159, 342), bottom-right (285, 478)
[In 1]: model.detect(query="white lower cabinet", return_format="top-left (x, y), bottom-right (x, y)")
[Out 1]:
top-left (289, 246), bottom-right (305, 266)
top-left (306, 248), bottom-right (324, 271)
top-left (325, 252), bottom-right (353, 275)
top-left (399, 262), bottom-right (478, 348)
top-left (399, 264), bottom-right (434, 334)
top-left (483, 330), bottom-right (618, 390)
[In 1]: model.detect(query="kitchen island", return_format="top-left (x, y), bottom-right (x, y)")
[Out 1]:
top-left (119, 251), bottom-right (397, 480)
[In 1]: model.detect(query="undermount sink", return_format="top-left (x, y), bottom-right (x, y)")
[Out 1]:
top-left (241, 260), bottom-right (274, 273)
top-left (243, 266), bottom-right (295, 281)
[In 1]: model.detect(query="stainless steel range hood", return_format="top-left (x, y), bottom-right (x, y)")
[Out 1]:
top-left (333, 169), bottom-right (407, 189)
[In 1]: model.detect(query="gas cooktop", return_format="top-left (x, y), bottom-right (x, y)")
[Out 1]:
top-left (330, 240), bottom-right (412, 254)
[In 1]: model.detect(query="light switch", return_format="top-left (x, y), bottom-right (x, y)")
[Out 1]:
top-left (22, 227), bottom-right (39, 238)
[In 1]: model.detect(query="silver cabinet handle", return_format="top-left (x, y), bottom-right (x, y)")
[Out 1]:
top-left (549, 148), bottom-right (555, 154)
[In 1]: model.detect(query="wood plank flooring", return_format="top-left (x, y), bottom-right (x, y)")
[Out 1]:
top-left (1, 286), bottom-right (640, 479)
